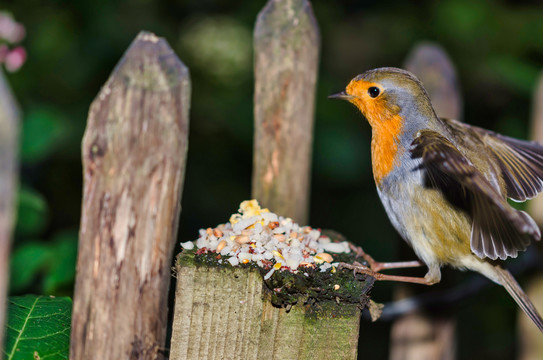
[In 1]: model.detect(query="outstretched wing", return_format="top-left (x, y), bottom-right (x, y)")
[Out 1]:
top-left (443, 118), bottom-right (543, 202)
top-left (411, 130), bottom-right (540, 260)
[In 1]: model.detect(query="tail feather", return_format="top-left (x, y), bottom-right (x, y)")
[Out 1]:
top-left (494, 266), bottom-right (543, 332)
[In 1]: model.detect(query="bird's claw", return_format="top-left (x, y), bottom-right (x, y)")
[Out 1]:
top-left (338, 262), bottom-right (378, 279)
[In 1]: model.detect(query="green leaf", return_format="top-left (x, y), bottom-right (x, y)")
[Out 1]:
top-left (9, 242), bottom-right (51, 293)
top-left (20, 108), bottom-right (69, 164)
top-left (9, 230), bottom-right (78, 294)
top-left (14, 186), bottom-right (48, 237)
top-left (43, 231), bottom-right (78, 294)
top-left (488, 55), bottom-right (540, 95)
top-left (3, 295), bottom-right (72, 360)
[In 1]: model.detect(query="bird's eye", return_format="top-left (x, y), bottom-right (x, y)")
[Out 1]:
top-left (368, 86), bottom-right (380, 98)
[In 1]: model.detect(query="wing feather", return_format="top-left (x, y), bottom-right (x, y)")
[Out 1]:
top-left (411, 130), bottom-right (540, 260)
top-left (443, 118), bottom-right (543, 202)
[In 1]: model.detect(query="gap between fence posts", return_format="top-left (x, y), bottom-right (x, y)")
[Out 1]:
top-left (0, 69), bottom-right (20, 354)
top-left (70, 31), bottom-right (190, 360)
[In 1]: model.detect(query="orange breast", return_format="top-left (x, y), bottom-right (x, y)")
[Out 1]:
top-left (371, 113), bottom-right (403, 185)
top-left (350, 94), bottom-right (404, 185)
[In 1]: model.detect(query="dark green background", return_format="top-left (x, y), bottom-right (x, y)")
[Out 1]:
top-left (3, 0), bottom-right (543, 358)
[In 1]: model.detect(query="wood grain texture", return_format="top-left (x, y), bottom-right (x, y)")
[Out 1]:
top-left (0, 69), bottom-right (19, 353)
top-left (170, 258), bottom-right (361, 360)
top-left (252, 0), bottom-right (320, 225)
top-left (521, 72), bottom-right (543, 359)
top-left (518, 276), bottom-right (543, 360)
top-left (388, 42), bottom-right (462, 360)
top-left (528, 73), bottom-right (543, 224)
top-left (70, 31), bottom-right (190, 360)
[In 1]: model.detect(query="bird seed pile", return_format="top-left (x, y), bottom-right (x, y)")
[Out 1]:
top-left (181, 200), bottom-right (351, 279)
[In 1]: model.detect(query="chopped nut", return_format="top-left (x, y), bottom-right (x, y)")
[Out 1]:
top-left (216, 240), bottom-right (227, 252)
top-left (273, 234), bottom-right (286, 242)
top-left (206, 227), bottom-right (213, 235)
top-left (241, 229), bottom-right (254, 236)
top-left (290, 231), bottom-right (298, 239)
top-left (235, 235), bottom-right (250, 244)
top-left (268, 221), bottom-right (279, 229)
top-left (314, 252), bottom-right (333, 263)
top-left (213, 228), bottom-right (223, 237)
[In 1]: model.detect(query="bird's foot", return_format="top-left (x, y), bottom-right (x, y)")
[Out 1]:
top-left (338, 261), bottom-right (435, 285)
top-left (348, 243), bottom-right (424, 272)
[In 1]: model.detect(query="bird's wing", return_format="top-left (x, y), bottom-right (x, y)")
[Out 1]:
top-left (442, 118), bottom-right (543, 202)
top-left (411, 130), bottom-right (540, 260)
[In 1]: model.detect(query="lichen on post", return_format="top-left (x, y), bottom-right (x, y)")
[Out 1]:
top-left (252, 0), bottom-right (320, 225)
top-left (70, 31), bottom-right (190, 359)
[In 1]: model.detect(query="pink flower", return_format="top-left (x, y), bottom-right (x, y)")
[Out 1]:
top-left (5, 46), bottom-right (26, 72)
top-left (0, 13), bottom-right (25, 43)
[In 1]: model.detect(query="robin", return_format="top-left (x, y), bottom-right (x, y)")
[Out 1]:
top-left (330, 67), bottom-right (543, 332)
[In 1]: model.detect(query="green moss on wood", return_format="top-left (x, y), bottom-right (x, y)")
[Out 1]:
top-left (177, 234), bottom-right (374, 317)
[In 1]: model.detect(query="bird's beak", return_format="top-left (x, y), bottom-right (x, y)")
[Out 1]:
top-left (328, 91), bottom-right (355, 101)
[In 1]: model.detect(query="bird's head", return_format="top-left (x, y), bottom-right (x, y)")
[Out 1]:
top-left (329, 67), bottom-right (434, 130)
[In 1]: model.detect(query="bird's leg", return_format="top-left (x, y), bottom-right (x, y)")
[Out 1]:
top-left (349, 243), bottom-right (424, 272)
top-left (338, 262), bottom-right (437, 285)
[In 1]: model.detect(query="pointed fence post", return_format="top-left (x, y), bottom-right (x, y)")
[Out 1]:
top-left (70, 31), bottom-right (190, 359)
top-left (0, 70), bottom-right (19, 353)
top-left (404, 42), bottom-right (463, 121)
top-left (388, 42), bottom-right (462, 360)
top-left (521, 72), bottom-right (543, 360)
top-left (169, 1), bottom-right (369, 359)
top-left (252, 0), bottom-right (320, 224)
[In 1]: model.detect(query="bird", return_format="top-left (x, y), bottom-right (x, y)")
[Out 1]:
top-left (329, 67), bottom-right (543, 332)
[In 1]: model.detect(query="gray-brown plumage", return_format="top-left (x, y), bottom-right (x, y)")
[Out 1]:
top-left (331, 67), bottom-right (543, 332)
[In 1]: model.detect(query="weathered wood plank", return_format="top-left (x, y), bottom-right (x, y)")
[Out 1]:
top-left (70, 31), bottom-right (190, 360)
top-left (521, 71), bottom-right (543, 360)
top-left (252, 0), bottom-right (320, 224)
top-left (528, 72), bottom-right (543, 224)
top-left (0, 69), bottom-right (19, 353)
top-left (170, 255), bottom-right (363, 360)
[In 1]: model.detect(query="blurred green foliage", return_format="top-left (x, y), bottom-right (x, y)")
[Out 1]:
top-left (3, 0), bottom-right (543, 358)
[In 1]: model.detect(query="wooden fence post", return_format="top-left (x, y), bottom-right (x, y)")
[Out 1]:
top-left (70, 31), bottom-right (190, 359)
top-left (252, 0), bottom-right (320, 224)
top-left (388, 42), bottom-right (462, 360)
top-left (0, 69), bottom-right (19, 353)
top-left (169, 1), bottom-right (368, 359)
top-left (170, 238), bottom-right (368, 360)
top-left (521, 71), bottom-right (543, 360)
top-left (404, 42), bottom-right (462, 120)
